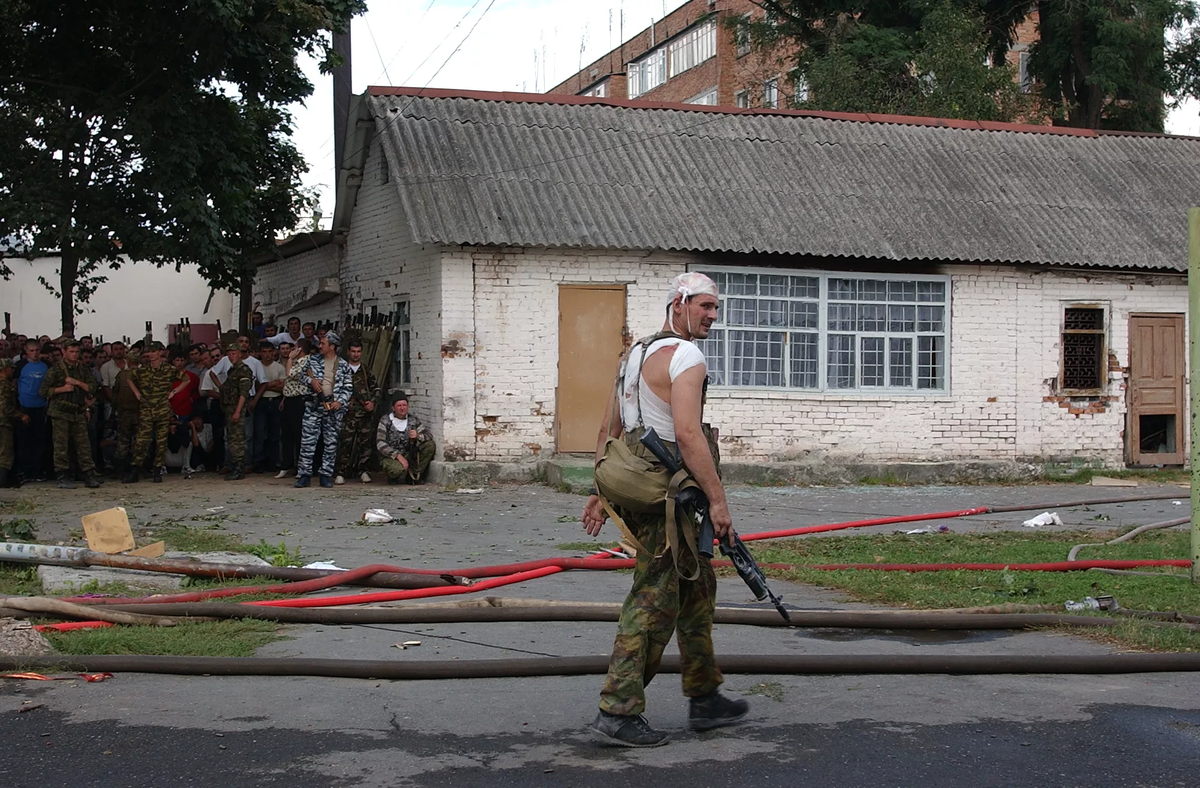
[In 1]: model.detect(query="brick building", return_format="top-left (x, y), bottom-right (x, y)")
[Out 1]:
top-left (548, 0), bottom-right (1039, 110)
top-left (253, 87), bottom-right (1197, 476)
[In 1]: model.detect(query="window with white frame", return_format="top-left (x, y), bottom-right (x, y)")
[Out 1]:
top-left (735, 89), bottom-right (750, 108)
top-left (792, 71), bottom-right (809, 105)
top-left (686, 87), bottom-right (718, 105)
top-left (581, 81), bottom-right (608, 98)
top-left (1018, 51), bottom-right (1032, 93)
top-left (763, 76), bottom-right (779, 108)
top-left (693, 269), bottom-right (950, 392)
top-left (390, 300), bottom-right (412, 388)
top-left (669, 20), bottom-right (717, 77)
top-left (627, 48), bottom-right (666, 98)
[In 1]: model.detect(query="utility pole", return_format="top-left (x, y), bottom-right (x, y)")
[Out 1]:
top-left (1189, 207), bottom-right (1200, 583)
top-left (332, 26), bottom-right (353, 204)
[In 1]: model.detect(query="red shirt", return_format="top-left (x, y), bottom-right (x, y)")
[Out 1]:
top-left (169, 370), bottom-right (199, 417)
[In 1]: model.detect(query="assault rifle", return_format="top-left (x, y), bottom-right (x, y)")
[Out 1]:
top-left (640, 428), bottom-right (791, 623)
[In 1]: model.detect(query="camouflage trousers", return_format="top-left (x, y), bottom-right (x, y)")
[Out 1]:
top-left (113, 411), bottom-right (138, 463)
top-left (51, 417), bottom-right (94, 474)
top-left (0, 424), bottom-right (12, 472)
top-left (225, 409), bottom-right (247, 469)
top-left (132, 407), bottom-right (173, 468)
top-left (598, 505), bottom-right (722, 716)
top-left (379, 440), bottom-right (436, 483)
top-left (334, 408), bottom-right (374, 476)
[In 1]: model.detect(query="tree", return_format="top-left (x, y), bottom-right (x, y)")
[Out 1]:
top-left (748, 1), bottom-right (1038, 121)
top-left (0, 0), bottom-right (365, 334)
top-left (1030, 1), bottom-right (1198, 131)
top-left (749, 1), bottom-right (1200, 132)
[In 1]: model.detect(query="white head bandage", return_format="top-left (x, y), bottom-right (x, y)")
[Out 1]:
top-left (666, 272), bottom-right (719, 306)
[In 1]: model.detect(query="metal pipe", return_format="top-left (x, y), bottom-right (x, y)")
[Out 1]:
top-left (5, 653), bottom-right (1200, 680)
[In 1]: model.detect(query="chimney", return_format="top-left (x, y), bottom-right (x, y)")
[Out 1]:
top-left (332, 27), bottom-right (352, 202)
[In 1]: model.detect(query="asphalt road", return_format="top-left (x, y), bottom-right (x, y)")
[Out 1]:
top-left (2, 477), bottom-right (1197, 786)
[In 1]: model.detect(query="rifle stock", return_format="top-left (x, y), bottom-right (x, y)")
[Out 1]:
top-left (639, 428), bottom-right (790, 623)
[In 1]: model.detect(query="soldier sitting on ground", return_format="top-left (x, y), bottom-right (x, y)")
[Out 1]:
top-left (375, 391), bottom-right (435, 484)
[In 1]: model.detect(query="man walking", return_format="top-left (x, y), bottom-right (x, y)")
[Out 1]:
top-left (40, 340), bottom-right (102, 489)
top-left (334, 339), bottom-right (379, 485)
top-left (581, 272), bottom-right (747, 747)
top-left (295, 331), bottom-right (351, 489)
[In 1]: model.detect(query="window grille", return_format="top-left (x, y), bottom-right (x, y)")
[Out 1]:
top-left (1060, 306), bottom-right (1105, 391)
top-left (669, 21), bottom-right (716, 77)
top-left (694, 269), bottom-right (949, 392)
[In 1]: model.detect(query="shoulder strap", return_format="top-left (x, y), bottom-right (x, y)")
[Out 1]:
top-left (621, 330), bottom-right (682, 431)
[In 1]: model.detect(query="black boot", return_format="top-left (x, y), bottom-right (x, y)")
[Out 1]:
top-left (152, 466), bottom-right (164, 483)
top-left (590, 711), bottom-right (670, 748)
top-left (84, 470), bottom-right (103, 489)
top-left (0, 468), bottom-right (8, 488)
top-left (56, 471), bottom-right (76, 489)
top-left (122, 466), bottom-right (139, 484)
top-left (688, 691), bottom-right (749, 731)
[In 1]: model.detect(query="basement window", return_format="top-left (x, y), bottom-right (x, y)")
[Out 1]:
top-left (1060, 305), bottom-right (1106, 392)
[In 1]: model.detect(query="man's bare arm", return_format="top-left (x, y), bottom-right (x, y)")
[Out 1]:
top-left (670, 365), bottom-right (731, 537)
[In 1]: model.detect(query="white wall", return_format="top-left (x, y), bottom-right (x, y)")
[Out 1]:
top-left (0, 256), bottom-right (236, 342)
top-left (252, 244), bottom-right (342, 329)
top-left (458, 250), bottom-right (1188, 466)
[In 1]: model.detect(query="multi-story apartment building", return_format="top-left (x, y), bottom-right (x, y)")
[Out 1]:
top-left (548, 0), bottom-right (1039, 110)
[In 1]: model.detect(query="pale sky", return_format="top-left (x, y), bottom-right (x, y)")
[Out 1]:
top-left (290, 0), bottom-right (1200, 225)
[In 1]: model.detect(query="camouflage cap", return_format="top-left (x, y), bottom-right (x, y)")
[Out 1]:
top-left (146, 341), bottom-right (166, 352)
top-left (0, 357), bottom-right (12, 370)
top-left (225, 342), bottom-right (242, 353)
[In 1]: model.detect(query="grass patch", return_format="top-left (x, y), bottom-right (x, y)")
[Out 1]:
top-left (1046, 466), bottom-right (1188, 485)
top-left (0, 563), bottom-right (42, 596)
top-left (0, 497), bottom-right (39, 514)
top-left (752, 529), bottom-right (1200, 651)
top-left (150, 522), bottom-right (248, 554)
top-left (44, 619), bottom-right (286, 657)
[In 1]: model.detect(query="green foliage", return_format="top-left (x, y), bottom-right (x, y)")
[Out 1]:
top-left (1028, 0), bottom-right (1197, 131)
top-left (0, 0), bottom-right (366, 331)
top-left (750, 1), bottom-right (1036, 121)
top-left (152, 522), bottom-right (247, 554)
top-left (751, 0), bottom-right (1200, 131)
top-left (0, 517), bottom-right (36, 541)
top-left (0, 497), bottom-right (39, 514)
top-left (246, 539), bottom-right (306, 567)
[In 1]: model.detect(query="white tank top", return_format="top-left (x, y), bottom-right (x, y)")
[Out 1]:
top-left (619, 337), bottom-right (706, 442)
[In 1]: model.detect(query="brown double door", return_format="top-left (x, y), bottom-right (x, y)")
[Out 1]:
top-left (1127, 313), bottom-right (1185, 465)
top-left (556, 285), bottom-right (626, 453)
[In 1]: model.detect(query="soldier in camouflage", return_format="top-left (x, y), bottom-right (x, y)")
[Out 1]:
top-left (580, 272), bottom-right (746, 748)
top-left (112, 351), bottom-right (141, 477)
top-left (0, 358), bottom-right (17, 487)
top-left (333, 339), bottom-right (380, 484)
top-left (124, 341), bottom-right (188, 484)
top-left (220, 344), bottom-right (254, 481)
top-left (39, 340), bottom-right (102, 489)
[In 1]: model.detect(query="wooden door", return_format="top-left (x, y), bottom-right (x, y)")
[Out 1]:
top-left (557, 285), bottom-right (626, 453)
top-left (1128, 314), bottom-right (1185, 465)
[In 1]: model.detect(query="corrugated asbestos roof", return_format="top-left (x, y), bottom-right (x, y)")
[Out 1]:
top-left (369, 88), bottom-right (1200, 271)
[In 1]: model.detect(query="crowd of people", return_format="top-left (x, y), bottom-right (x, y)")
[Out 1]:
top-left (0, 317), bottom-right (436, 489)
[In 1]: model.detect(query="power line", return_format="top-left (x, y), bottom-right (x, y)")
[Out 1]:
top-left (364, 18), bottom-right (392, 84)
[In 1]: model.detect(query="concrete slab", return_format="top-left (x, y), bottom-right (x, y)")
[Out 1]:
top-left (37, 563), bottom-right (186, 594)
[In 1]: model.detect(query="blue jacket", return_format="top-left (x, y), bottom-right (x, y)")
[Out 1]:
top-left (16, 359), bottom-right (48, 409)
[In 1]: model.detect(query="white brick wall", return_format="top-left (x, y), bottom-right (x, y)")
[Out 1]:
top-left (462, 253), bottom-right (1187, 466)
top-left (251, 244), bottom-right (341, 328)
